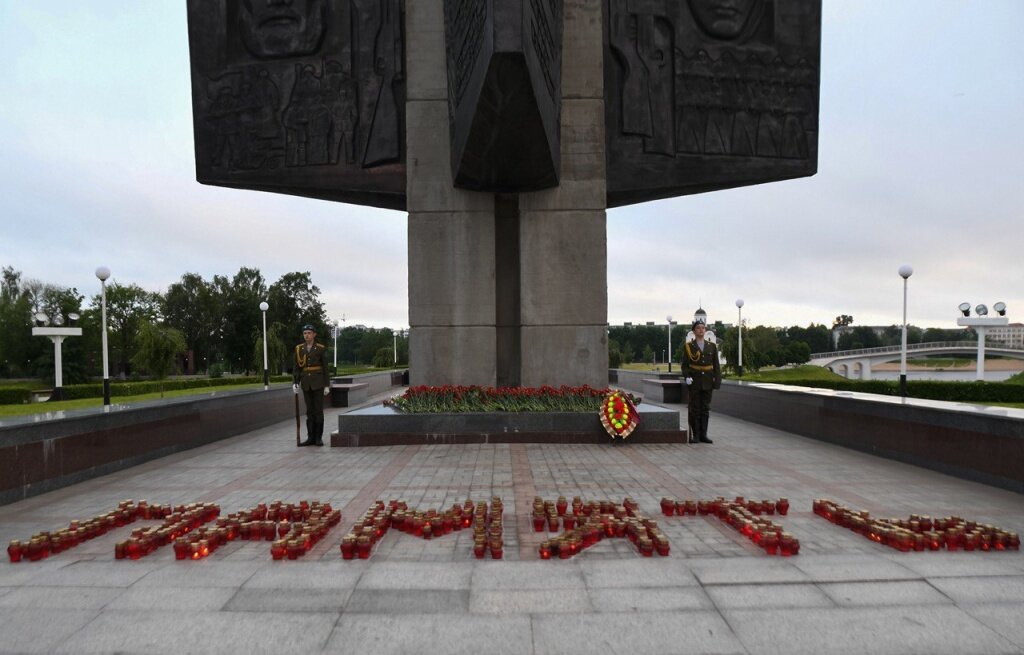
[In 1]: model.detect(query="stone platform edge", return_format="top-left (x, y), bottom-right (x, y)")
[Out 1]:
top-left (713, 381), bottom-right (1024, 494)
top-left (0, 387), bottom-right (295, 506)
top-left (332, 404), bottom-right (686, 446)
top-left (331, 430), bottom-right (688, 447)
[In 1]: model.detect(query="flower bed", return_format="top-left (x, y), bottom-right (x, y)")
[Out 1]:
top-left (384, 385), bottom-right (640, 414)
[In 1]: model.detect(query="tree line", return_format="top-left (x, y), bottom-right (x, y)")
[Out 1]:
top-left (610, 320), bottom-right (977, 373)
top-left (0, 265), bottom-right (407, 383)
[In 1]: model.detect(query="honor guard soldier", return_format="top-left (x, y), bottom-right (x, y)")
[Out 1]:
top-left (293, 323), bottom-right (331, 446)
top-left (681, 319), bottom-right (722, 444)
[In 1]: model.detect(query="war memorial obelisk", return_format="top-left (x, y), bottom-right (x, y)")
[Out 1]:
top-left (186, 0), bottom-right (820, 388)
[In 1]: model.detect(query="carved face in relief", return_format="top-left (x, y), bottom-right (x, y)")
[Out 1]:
top-left (239, 0), bottom-right (327, 59)
top-left (686, 0), bottom-right (762, 40)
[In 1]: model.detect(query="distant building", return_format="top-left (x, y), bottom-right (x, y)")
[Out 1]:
top-left (987, 323), bottom-right (1024, 348)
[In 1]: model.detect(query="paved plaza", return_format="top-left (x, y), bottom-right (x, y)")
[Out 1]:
top-left (1, 392), bottom-right (1022, 654)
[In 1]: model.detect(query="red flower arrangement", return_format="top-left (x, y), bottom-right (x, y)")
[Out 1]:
top-left (385, 385), bottom-right (640, 414)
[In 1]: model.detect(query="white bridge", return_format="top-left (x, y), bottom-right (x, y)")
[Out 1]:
top-left (808, 341), bottom-right (1024, 380)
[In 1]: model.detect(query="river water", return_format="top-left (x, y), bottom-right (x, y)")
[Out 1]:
top-left (869, 370), bottom-right (1017, 382)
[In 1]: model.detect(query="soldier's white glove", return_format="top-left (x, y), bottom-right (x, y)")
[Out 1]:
top-left (684, 377), bottom-right (693, 386)
top-left (323, 387), bottom-right (330, 396)
top-left (292, 384), bottom-right (299, 395)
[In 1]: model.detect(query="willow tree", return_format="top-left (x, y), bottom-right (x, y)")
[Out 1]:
top-left (132, 320), bottom-right (187, 398)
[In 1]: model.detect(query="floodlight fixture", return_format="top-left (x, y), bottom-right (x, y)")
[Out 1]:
top-left (958, 302), bottom-right (971, 317)
top-left (975, 304), bottom-right (988, 316)
top-left (52, 314), bottom-right (64, 326)
top-left (34, 312), bottom-right (49, 326)
top-left (994, 302), bottom-right (1007, 316)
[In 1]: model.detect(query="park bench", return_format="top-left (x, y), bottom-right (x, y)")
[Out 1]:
top-left (641, 378), bottom-right (684, 404)
top-left (329, 382), bottom-right (369, 407)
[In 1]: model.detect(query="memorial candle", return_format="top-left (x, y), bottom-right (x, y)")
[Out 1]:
top-left (7, 540), bottom-right (23, 563)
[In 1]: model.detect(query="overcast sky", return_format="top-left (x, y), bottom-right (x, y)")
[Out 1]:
top-left (1, 1), bottom-right (1021, 333)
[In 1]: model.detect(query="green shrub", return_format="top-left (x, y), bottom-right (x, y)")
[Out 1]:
top-left (0, 388), bottom-right (32, 404)
top-left (56, 375), bottom-right (292, 401)
top-left (754, 378), bottom-right (1024, 403)
top-left (372, 347), bottom-right (394, 369)
top-left (208, 363), bottom-right (226, 378)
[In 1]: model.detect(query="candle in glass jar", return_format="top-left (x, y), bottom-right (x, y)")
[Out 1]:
top-left (270, 540), bottom-right (286, 560)
top-left (6, 540), bottom-right (23, 563)
top-left (356, 536), bottom-right (372, 559)
top-left (340, 536), bottom-right (356, 560)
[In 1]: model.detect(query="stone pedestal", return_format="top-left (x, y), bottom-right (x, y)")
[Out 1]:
top-left (407, 0), bottom-right (607, 388)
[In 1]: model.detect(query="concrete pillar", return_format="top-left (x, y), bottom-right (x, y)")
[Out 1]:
top-left (860, 359), bottom-right (872, 381)
top-left (406, 0), bottom-right (608, 388)
top-left (518, 0), bottom-right (607, 388)
top-left (406, 0), bottom-right (496, 386)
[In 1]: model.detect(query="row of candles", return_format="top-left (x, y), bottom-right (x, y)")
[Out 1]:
top-left (666, 496), bottom-right (799, 556)
top-left (269, 503), bottom-right (343, 560)
top-left (813, 499), bottom-right (1020, 552)
top-left (12, 496), bottom-right (1020, 563)
top-left (660, 496), bottom-right (790, 518)
top-left (340, 498), bottom-right (504, 560)
top-left (114, 502), bottom-right (221, 560)
top-left (6, 499), bottom-right (345, 563)
top-left (8, 499), bottom-right (172, 563)
top-left (536, 497), bottom-right (670, 559)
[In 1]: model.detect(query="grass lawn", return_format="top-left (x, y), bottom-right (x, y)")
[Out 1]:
top-left (977, 402), bottom-right (1024, 409)
top-left (725, 365), bottom-right (846, 383)
top-left (619, 363), bottom-right (674, 372)
top-left (0, 382), bottom-right (289, 418)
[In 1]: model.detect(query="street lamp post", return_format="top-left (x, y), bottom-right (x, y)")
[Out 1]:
top-left (735, 299), bottom-right (745, 376)
top-left (259, 301), bottom-right (269, 390)
top-left (332, 321), bottom-right (339, 370)
top-left (393, 329), bottom-right (399, 367)
top-left (666, 315), bottom-right (673, 373)
top-left (898, 264), bottom-right (913, 397)
top-left (95, 266), bottom-right (111, 406)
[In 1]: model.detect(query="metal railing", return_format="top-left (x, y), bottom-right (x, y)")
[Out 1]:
top-left (808, 340), bottom-right (1024, 359)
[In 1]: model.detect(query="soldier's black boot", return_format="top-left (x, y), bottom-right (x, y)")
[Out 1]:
top-left (698, 416), bottom-right (713, 444)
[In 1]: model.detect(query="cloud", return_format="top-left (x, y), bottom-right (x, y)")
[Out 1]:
top-left (1, 0), bottom-right (1022, 336)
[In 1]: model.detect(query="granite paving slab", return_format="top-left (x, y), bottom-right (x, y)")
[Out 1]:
top-left (724, 605), bottom-right (1020, 655)
top-left (704, 582), bottom-right (834, 610)
top-left (1, 401), bottom-right (1023, 654)
top-left (531, 611), bottom-right (746, 655)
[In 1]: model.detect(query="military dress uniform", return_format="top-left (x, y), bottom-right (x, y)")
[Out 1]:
top-left (681, 335), bottom-right (722, 444)
top-left (294, 340), bottom-right (331, 446)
